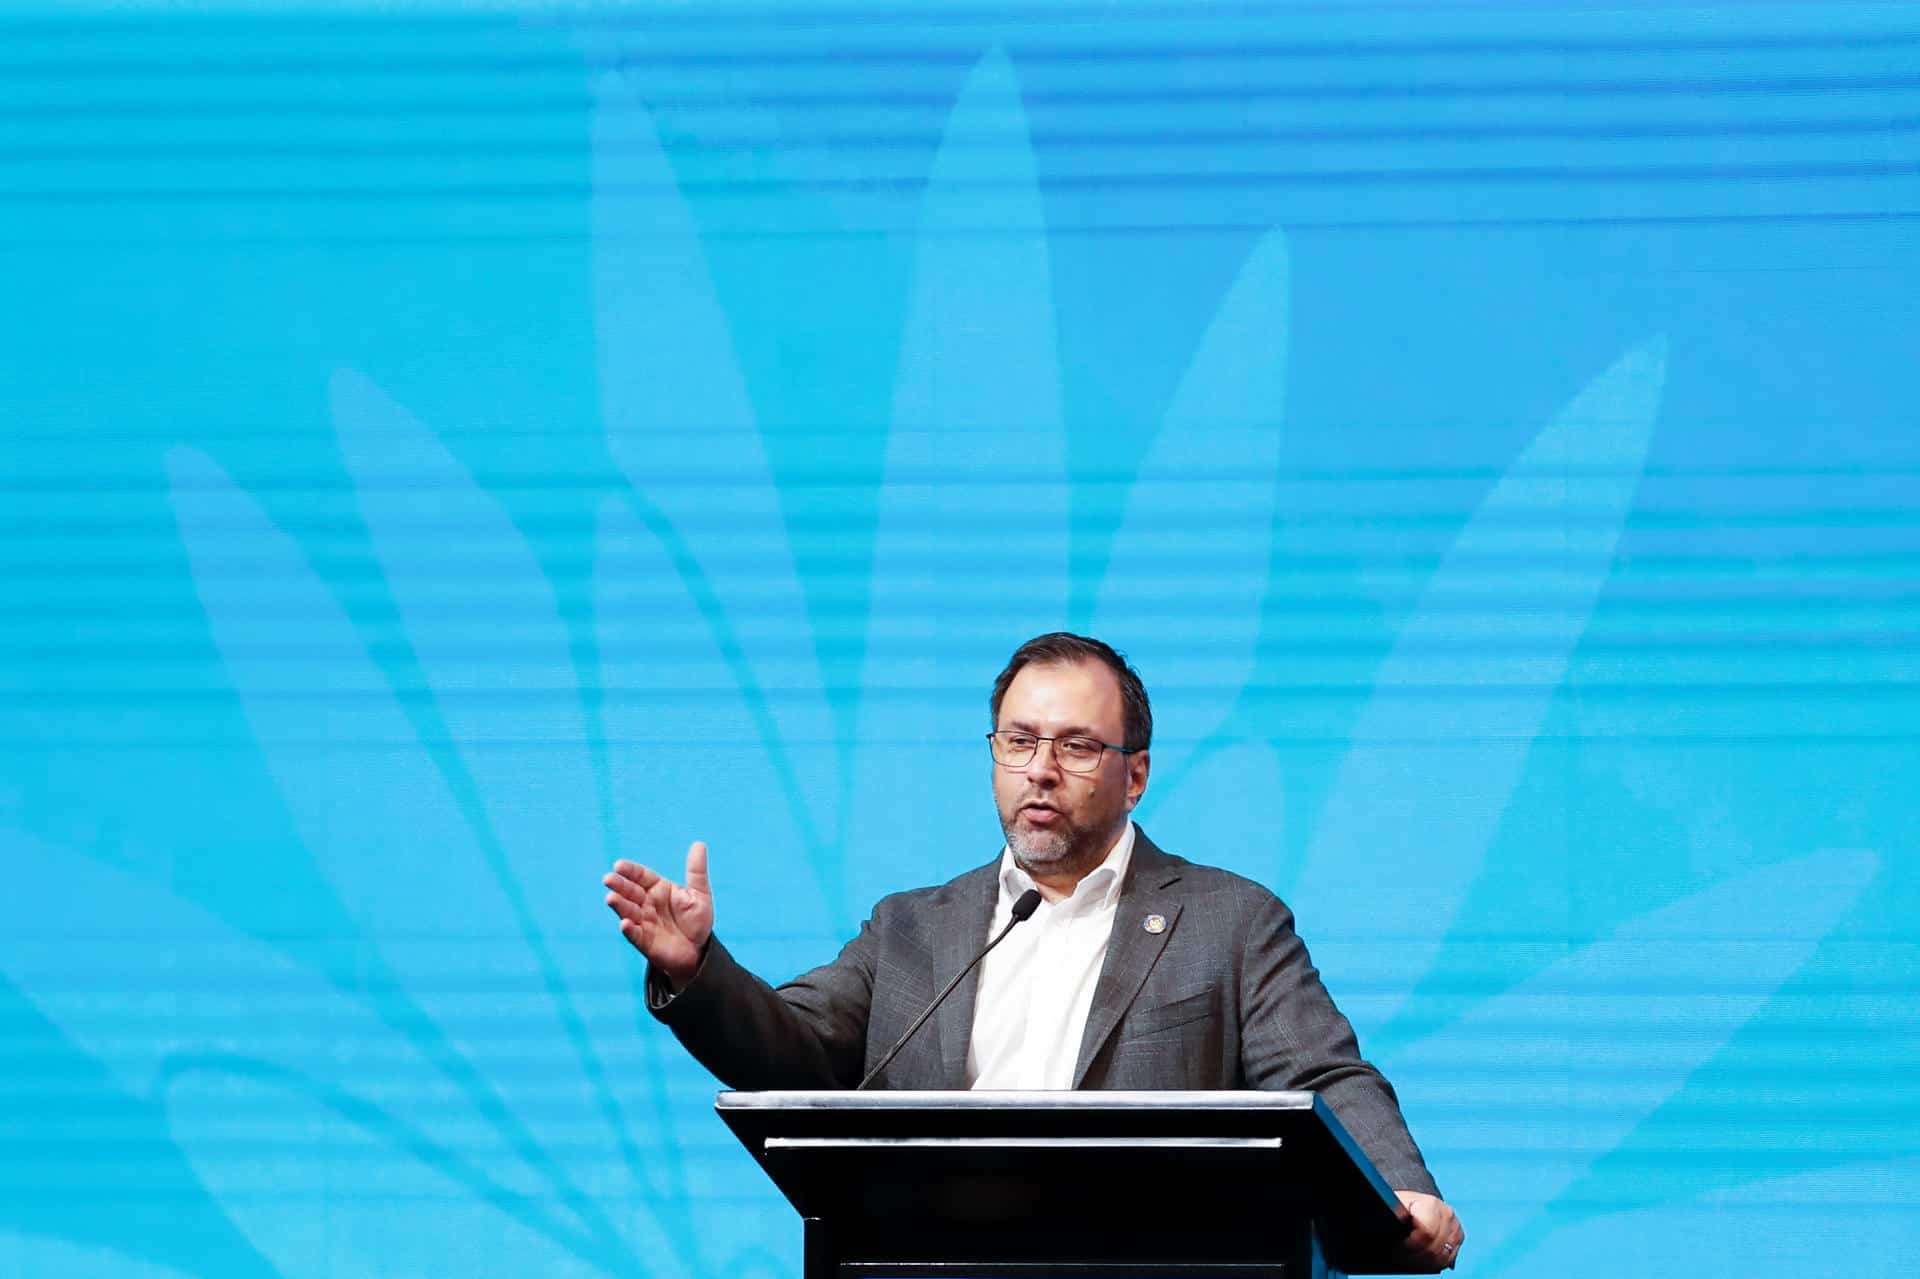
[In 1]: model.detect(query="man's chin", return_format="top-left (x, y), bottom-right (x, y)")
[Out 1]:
top-left (1007, 829), bottom-right (1073, 868)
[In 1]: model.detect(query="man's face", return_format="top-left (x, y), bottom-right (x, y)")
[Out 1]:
top-left (992, 659), bottom-right (1150, 875)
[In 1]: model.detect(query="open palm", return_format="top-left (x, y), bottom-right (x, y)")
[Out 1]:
top-left (605, 842), bottom-right (715, 988)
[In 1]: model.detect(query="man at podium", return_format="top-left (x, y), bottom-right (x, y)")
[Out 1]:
top-left (605, 632), bottom-right (1465, 1270)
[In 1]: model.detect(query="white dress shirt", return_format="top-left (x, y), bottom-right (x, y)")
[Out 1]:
top-left (965, 822), bottom-right (1136, 1089)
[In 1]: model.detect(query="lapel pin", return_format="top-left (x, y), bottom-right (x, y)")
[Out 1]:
top-left (1143, 913), bottom-right (1167, 935)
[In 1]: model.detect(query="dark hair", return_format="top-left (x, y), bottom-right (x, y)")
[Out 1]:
top-left (989, 632), bottom-right (1152, 752)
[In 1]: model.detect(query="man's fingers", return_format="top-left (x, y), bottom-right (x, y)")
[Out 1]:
top-left (612, 859), bottom-right (662, 889)
top-left (604, 851), bottom-right (709, 961)
top-left (1392, 1191), bottom-right (1463, 1270)
top-left (684, 841), bottom-right (711, 897)
top-left (603, 869), bottom-right (655, 906)
top-left (605, 890), bottom-right (648, 928)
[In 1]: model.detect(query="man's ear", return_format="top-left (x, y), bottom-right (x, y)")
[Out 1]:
top-left (1125, 750), bottom-right (1150, 810)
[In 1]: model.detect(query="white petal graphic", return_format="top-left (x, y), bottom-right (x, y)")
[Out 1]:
top-left (328, 370), bottom-right (649, 1208)
top-left (592, 496), bottom-right (837, 1266)
top-left (1383, 846), bottom-right (1878, 1265)
top-left (1496, 1156), bottom-right (1920, 1278)
top-left (0, 1231), bottom-right (198, 1279)
top-left (1094, 232), bottom-right (1289, 787)
top-left (167, 449), bottom-right (616, 1220)
top-left (1135, 740), bottom-right (1286, 887)
top-left (595, 497), bottom-right (839, 972)
top-left (591, 70), bottom-right (838, 854)
top-left (1294, 337), bottom-right (1668, 1027)
top-left (0, 828), bottom-right (536, 1200)
top-left (162, 1065), bottom-right (611, 1279)
top-left (854, 48), bottom-right (1068, 905)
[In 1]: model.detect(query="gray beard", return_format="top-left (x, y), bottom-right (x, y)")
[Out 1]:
top-left (1006, 821), bottom-right (1114, 883)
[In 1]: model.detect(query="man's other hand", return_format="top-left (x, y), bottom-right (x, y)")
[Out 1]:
top-left (1394, 1190), bottom-right (1465, 1272)
top-left (604, 841), bottom-right (714, 990)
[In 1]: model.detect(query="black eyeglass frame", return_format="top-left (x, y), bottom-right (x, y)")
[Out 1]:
top-left (984, 730), bottom-right (1142, 774)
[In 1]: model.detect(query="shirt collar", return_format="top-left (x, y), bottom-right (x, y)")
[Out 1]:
top-left (997, 820), bottom-right (1137, 914)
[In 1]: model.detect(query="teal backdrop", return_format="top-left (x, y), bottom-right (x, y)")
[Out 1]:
top-left (2, 2), bottom-right (1917, 1275)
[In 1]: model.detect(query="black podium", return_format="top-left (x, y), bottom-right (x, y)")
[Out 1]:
top-left (717, 1091), bottom-right (1415, 1279)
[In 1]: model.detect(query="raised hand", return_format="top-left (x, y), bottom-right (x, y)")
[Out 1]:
top-left (604, 841), bottom-right (715, 990)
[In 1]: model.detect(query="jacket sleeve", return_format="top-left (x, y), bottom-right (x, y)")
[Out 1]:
top-left (1238, 892), bottom-right (1440, 1196)
top-left (649, 917), bottom-right (880, 1090)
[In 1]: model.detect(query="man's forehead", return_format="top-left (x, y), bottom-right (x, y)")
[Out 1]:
top-left (999, 659), bottom-right (1124, 725)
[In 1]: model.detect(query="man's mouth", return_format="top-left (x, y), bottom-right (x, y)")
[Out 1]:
top-left (1019, 801), bottom-right (1062, 825)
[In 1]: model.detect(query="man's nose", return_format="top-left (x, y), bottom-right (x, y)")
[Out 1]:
top-left (1024, 738), bottom-right (1065, 780)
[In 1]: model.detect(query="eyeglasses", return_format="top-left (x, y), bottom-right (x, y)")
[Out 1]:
top-left (986, 730), bottom-right (1139, 774)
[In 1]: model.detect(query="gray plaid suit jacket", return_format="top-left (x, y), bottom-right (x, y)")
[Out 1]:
top-left (652, 827), bottom-right (1438, 1194)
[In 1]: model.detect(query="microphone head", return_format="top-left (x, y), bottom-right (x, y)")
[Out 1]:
top-left (1011, 888), bottom-right (1043, 921)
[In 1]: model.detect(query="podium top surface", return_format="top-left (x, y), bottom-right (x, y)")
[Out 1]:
top-left (715, 1089), bottom-right (1350, 1146)
top-left (719, 1089), bottom-right (1320, 1112)
top-left (715, 1088), bottom-right (1380, 1171)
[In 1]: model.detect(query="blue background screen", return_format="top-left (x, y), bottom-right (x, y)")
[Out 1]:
top-left (1, 3), bottom-right (1916, 1276)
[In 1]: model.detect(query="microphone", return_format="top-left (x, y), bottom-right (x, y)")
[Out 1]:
top-left (857, 887), bottom-right (1043, 1090)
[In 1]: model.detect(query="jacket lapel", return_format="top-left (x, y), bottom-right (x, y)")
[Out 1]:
top-left (1071, 829), bottom-right (1184, 1087)
top-left (931, 858), bottom-right (1001, 1087)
